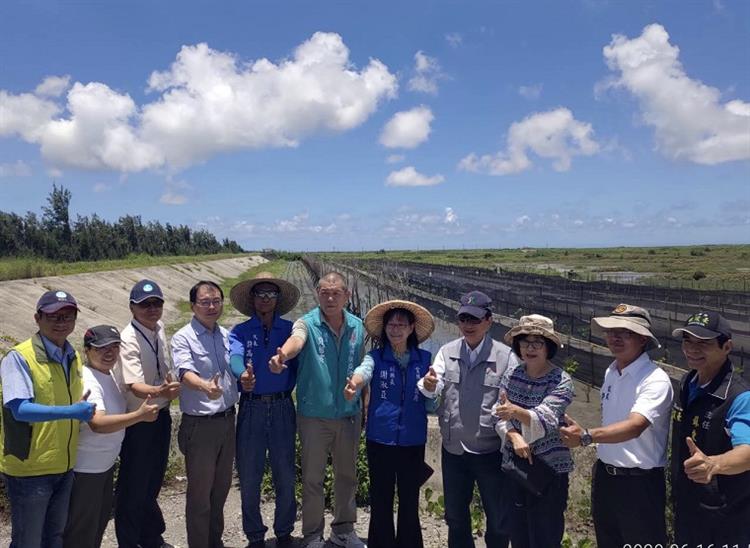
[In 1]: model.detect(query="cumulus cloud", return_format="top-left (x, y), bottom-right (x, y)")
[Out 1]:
top-left (0, 33), bottom-right (398, 173)
top-left (0, 160), bottom-right (32, 177)
top-left (385, 166), bottom-right (445, 187)
top-left (386, 154), bottom-right (405, 164)
top-left (518, 84), bottom-right (542, 100)
top-left (458, 107), bottom-right (599, 175)
top-left (601, 23), bottom-right (750, 165)
top-left (380, 106), bottom-right (434, 149)
top-left (384, 206), bottom-right (463, 235)
top-left (444, 207), bottom-right (458, 224)
top-left (407, 51), bottom-right (445, 95)
top-left (445, 33), bottom-right (463, 49)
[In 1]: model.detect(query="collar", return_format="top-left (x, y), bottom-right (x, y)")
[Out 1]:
top-left (132, 318), bottom-right (161, 336)
top-left (687, 359), bottom-right (734, 401)
top-left (248, 314), bottom-right (282, 331)
top-left (34, 333), bottom-right (75, 364)
top-left (190, 316), bottom-right (222, 336)
top-left (382, 343), bottom-right (419, 364)
top-left (611, 351), bottom-right (651, 377)
top-left (449, 335), bottom-right (494, 363)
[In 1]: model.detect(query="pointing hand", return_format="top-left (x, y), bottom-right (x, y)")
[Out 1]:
top-left (205, 373), bottom-right (223, 400)
top-left (559, 414), bottom-right (584, 448)
top-left (240, 361), bottom-right (256, 392)
top-left (269, 347), bottom-right (288, 374)
top-left (343, 376), bottom-right (360, 401)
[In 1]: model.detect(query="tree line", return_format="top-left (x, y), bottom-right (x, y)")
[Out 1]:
top-left (0, 185), bottom-right (244, 261)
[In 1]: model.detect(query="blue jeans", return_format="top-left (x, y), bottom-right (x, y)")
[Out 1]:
top-left (441, 447), bottom-right (509, 548)
top-left (236, 393), bottom-right (297, 543)
top-left (4, 470), bottom-right (74, 548)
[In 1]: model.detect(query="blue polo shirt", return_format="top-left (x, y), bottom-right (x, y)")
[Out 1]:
top-left (229, 314), bottom-right (297, 395)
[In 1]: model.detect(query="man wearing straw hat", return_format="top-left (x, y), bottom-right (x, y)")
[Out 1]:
top-left (417, 290), bottom-right (518, 548)
top-left (270, 271), bottom-right (366, 548)
top-left (228, 272), bottom-right (300, 548)
top-left (560, 303), bottom-right (673, 548)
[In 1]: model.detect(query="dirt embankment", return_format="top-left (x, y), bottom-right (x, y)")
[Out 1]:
top-left (0, 256), bottom-right (267, 353)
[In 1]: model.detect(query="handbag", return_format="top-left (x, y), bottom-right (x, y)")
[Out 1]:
top-left (501, 452), bottom-right (556, 497)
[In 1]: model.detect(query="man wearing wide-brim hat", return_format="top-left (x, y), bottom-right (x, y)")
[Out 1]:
top-left (669, 311), bottom-right (750, 546)
top-left (560, 303), bottom-right (673, 548)
top-left (228, 271), bottom-right (300, 548)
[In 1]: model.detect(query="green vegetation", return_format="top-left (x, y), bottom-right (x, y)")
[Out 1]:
top-left (0, 252), bottom-right (248, 282)
top-left (317, 244), bottom-right (750, 290)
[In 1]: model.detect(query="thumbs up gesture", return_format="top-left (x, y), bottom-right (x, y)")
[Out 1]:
top-left (422, 366), bottom-right (438, 393)
top-left (138, 394), bottom-right (160, 422)
top-left (240, 361), bottom-right (256, 392)
top-left (343, 375), bottom-right (362, 401)
top-left (493, 390), bottom-right (518, 421)
top-left (160, 372), bottom-right (181, 401)
top-left (269, 347), bottom-right (288, 374)
top-left (204, 373), bottom-right (223, 400)
top-left (559, 414), bottom-right (584, 448)
top-left (74, 389), bottom-right (97, 421)
top-left (684, 437), bottom-right (719, 484)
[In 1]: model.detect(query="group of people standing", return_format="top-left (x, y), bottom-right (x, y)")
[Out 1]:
top-left (1, 268), bottom-right (748, 548)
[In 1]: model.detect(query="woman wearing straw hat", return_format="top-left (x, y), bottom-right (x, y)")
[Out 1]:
top-left (493, 314), bottom-right (574, 548)
top-left (228, 272), bottom-right (300, 548)
top-left (343, 300), bottom-right (435, 548)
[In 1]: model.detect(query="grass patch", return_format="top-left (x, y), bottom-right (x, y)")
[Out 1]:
top-left (0, 252), bottom-right (249, 282)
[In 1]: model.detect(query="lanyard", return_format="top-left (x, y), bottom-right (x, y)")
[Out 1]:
top-left (131, 322), bottom-right (163, 379)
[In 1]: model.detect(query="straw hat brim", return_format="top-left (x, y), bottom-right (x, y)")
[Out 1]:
top-left (229, 276), bottom-right (300, 317)
top-left (591, 317), bottom-right (660, 349)
top-left (503, 325), bottom-right (562, 348)
top-left (364, 300), bottom-right (435, 344)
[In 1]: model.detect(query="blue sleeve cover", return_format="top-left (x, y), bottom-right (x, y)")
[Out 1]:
top-left (727, 391), bottom-right (750, 446)
top-left (229, 354), bottom-right (246, 379)
top-left (8, 398), bottom-right (95, 423)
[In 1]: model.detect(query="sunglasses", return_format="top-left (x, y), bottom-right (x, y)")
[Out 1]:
top-left (253, 290), bottom-right (279, 299)
top-left (136, 300), bottom-right (164, 309)
top-left (457, 314), bottom-right (483, 325)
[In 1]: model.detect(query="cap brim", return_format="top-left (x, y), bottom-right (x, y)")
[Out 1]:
top-left (592, 316), bottom-right (660, 349)
top-left (504, 326), bottom-right (562, 348)
top-left (130, 295), bottom-right (165, 304)
top-left (38, 302), bottom-right (79, 313)
top-left (457, 304), bottom-right (488, 319)
top-left (229, 277), bottom-right (300, 317)
top-left (87, 338), bottom-right (121, 348)
top-left (671, 326), bottom-right (720, 340)
top-left (364, 300), bottom-right (435, 343)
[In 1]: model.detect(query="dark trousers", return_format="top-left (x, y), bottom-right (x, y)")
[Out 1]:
top-left (366, 441), bottom-right (425, 548)
top-left (179, 410), bottom-right (236, 548)
top-left (508, 472), bottom-right (568, 548)
top-left (63, 466), bottom-right (115, 548)
top-left (591, 459), bottom-right (667, 548)
top-left (674, 497), bottom-right (750, 546)
top-left (115, 407), bottom-right (172, 548)
top-left (441, 447), bottom-right (509, 548)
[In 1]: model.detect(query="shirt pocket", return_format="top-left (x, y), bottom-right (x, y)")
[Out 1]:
top-left (483, 369), bottom-right (501, 389)
top-left (444, 368), bottom-right (460, 385)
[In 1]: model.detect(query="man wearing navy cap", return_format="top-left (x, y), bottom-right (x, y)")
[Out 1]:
top-left (670, 311), bottom-right (750, 545)
top-left (113, 279), bottom-right (180, 548)
top-left (418, 291), bottom-right (518, 548)
top-left (0, 290), bottom-right (96, 547)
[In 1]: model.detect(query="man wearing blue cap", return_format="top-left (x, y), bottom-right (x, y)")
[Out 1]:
top-left (113, 279), bottom-right (180, 548)
top-left (0, 289), bottom-right (96, 547)
top-left (670, 311), bottom-right (750, 546)
top-left (418, 290), bottom-right (518, 548)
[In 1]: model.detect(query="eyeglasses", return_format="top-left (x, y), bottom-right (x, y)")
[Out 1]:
top-left (457, 314), bottom-right (483, 325)
top-left (137, 300), bottom-right (164, 309)
top-left (603, 329), bottom-right (635, 340)
top-left (195, 298), bottom-right (224, 308)
top-left (253, 290), bottom-right (279, 300)
top-left (518, 339), bottom-right (546, 350)
top-left (43, 313), bottom-right (77, 323)
top-left (386, 322), bottom-right (412, 331)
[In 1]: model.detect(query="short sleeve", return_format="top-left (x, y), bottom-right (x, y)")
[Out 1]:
top-left (84, 370), bottom-right (107, 413)
top-left (631, 374), bottom-right (673, 426)
top-left (118, 333), bottom-right (145, 385)
top-left (0, 350), bottom-right (35, 404)
top-left (727, 391), bottom-right (750, 447)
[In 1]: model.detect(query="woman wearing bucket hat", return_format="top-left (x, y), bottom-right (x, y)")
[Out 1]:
top-left (492, 314), bottom-right (574, 548)
top-left (343, 300), bottom-right (435, 548)
top-left (228, 272), bottom-right (300, 548)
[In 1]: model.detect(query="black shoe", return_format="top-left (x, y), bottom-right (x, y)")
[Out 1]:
top-left (276, 534), bottom-right (293, 547)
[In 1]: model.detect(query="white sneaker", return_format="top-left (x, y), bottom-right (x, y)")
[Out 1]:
top-left (303, 537), bottom-right (326, 548)
top-left (329, 531), bottom-right (366, 548)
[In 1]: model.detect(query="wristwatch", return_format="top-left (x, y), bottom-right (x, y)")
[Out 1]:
top-left (580, 430), bottom-right (593, 447)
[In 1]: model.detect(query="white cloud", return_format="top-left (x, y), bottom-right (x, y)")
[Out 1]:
top-left (445, 33), bottom-right (463, 49)
top-left (269, 212), bottom-right (336, 234)
top-left (159, 178), bottom-right (190, 205)
top-left (444, 207), bottom-right (458, 225)
top-left (518, 84), bottom-right (542, 100)
top-left (458, 108), bottom-right (599, 175)
top-left (386, 166), bottom-right (445, 187)
top-left (34, 75), bottom-right (71, 97)
top-left (407, 51), bottom-right (445, 95)
top-left (0, 160), bottom-right (32, 177)
top-left (601, 23), bottom-right (750, 165)
top-left (386, 154), bottom-right (405, 164)
top-left (380, 106), bottom-right (434, 149)
top-left (383, 206), bottom-right (463, 236)
top-left (0, 33), bottom-right (398, 173)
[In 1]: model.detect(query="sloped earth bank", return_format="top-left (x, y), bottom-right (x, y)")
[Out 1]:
top-left (0, 260), bottom-right (601, 546)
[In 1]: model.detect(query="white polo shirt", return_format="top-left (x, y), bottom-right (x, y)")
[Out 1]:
top-left (597, 352), bottom-right (673, 469)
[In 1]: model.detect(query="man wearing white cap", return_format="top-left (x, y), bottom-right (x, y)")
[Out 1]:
top-left (670, 311), bottom-right (750, 546)
top-left (0, 289), bottom-right (96, 547)
top-left (560, 303), bottom-right (673, 548)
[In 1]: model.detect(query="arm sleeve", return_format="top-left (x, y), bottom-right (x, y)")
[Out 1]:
top-left (171, 331), bottom-right (198, 378)
top-left (118, 334), bottom-right (145, 385)
top-left (352, 353), bottom-right (375, 385)
top-left (523, 370), bottom-right (575, 442)
top-left (290, 319), bottom-right (308, 345)
top-left (8, 398), bottom-right (93, 422)
top-left (727, 391), bottom-right (750, 447)
top-left (631, 374), bottom-right (673, 426)
top-left (417, 349), bottom-right (445, 398)
top-left (85, 373), bottom-right (107, 413)
top-left (1, 351), bottom-right (34, 405)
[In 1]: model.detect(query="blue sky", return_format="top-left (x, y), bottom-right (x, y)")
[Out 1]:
top-left (1, 0), bottom-right (748, 251)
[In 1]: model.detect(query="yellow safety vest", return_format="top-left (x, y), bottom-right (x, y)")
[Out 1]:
top-left (0, 334), bottom-right (83, 476)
